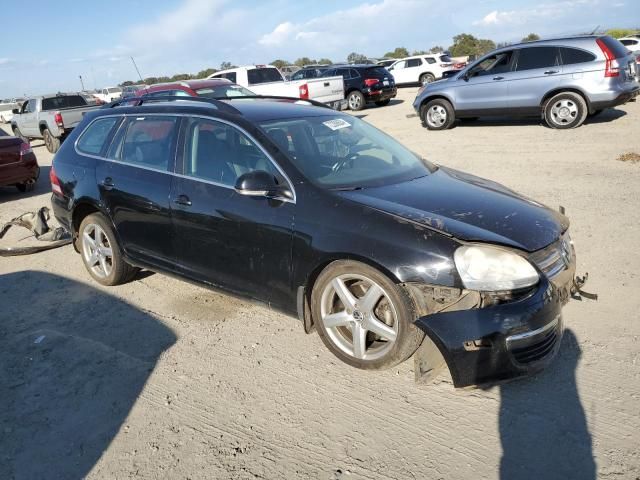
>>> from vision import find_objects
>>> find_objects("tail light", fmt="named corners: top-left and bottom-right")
top-left (54, 112), bottom-right (64, 129)
top-left (364, 78), bottom-right (379, 87)
top-left (299, 84), bottom-right (309, 99)
top-left (19, 141), bottom-right (32, 157)
top-left (50, 166), bottom-right (63, 196)
top-left (596, 38), bottom-right (620, 77)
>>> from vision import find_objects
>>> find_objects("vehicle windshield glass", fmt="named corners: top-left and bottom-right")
top-left (258, 115), bottom-right (436, 189)
top-left (42, 95), bottom-right (87, 110)
top-left (107, 88), bottom-right (122, 93)
top-left (247, 68), bottom-right (283, 84)
top-left (195, 85), bottom-right (255, 98)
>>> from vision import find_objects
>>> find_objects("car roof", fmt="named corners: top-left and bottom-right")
top-left (492, 34), bottom-right (606, 53)
top-left (96, 98), bottom-right (339, 123)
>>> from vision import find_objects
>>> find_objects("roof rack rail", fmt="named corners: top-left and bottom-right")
top-left (103, 94), bottom-right (334, 112)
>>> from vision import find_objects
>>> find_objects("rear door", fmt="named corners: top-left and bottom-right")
top-left (170, 116), bottom-right (295, 306)
top-left (455, 50), bottom-right (515, 114)
top-left (96, 114), bottom-right (179, 270)
top-left (507, 46), bottom-right (562, 112)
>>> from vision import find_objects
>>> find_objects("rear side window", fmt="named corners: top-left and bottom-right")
top-left (597, 36), bottom-right (631, 58)
top-left (515, 47), bottom-right (560, 71)
top-left (247, 68), bottom-right (283, 85)
top-left (77, 117), bottom-right (120, 155)
top-left (111, 116), bottom-right (178, 171)
top-left (424, 57), bottom-right (436, 64)
top-left (407, 58), bottom-right (422, 67)
top-left (42, 95), bottom-right (87, 111)
top-left (559, 47), bottom-right (596, 65)
top-left (216, 72), bottom-right (237, 83)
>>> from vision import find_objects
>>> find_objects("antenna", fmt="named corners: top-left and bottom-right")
top-left (130, 57), bottom-right (144, 83)
top-left (589, 25), bottom-right (600, 35)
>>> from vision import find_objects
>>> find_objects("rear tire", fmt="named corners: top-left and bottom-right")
top-left (543, 92), bottom-right (588, 129)
top-left (347, 90), bottom-right (365, 111)
top-left (16, 181), bottom-right (35, 193)
top-left (79, 213), bottom-right (139, 286)
top-left (312, 260), bottom-right (424, 370)
top-left (420, 73), bottom-right (436, 85)
top-left (420, 99), bottom-right (455, 130)
top-left (375, 99), bottom-right (391, 107)
top-left (43, 128), bottom-right (61, 153)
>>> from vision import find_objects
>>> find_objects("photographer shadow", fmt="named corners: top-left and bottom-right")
top-left (498, 329), bottom-right (595, 480)
top-left (0, 270), bottom-right (176, 479)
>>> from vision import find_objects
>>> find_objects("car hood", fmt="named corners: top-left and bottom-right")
top-left (336, 167), bottom-right (569, 252)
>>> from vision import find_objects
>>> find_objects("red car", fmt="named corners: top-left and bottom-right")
top-left (0, 134), bottom-right (39, 192)
top-left (136, 79), bottom-right (255, 99)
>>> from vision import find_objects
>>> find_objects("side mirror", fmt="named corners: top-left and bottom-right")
top-left (234, 170), bottom-right (290, 200)
top-left (12, 109), bottom-right (19, 114)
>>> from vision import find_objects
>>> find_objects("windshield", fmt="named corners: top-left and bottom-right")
top-left (259, 115), bottom-right (436, 189)
top-left (195, 84), bottom-right (255, 98)
top-left (107, 87), bottom-right (122, 93)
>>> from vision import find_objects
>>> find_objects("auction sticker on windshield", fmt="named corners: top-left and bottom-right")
top-left (323, 118), bottom-right (352, 130)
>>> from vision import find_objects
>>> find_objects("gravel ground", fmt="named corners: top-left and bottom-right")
top-left (1, 88), bottom-right (639, 480)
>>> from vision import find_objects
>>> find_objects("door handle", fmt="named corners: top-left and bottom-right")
top-left (173, 194), bottom-right (192, 207)
top-left (324, 82), bottom-right (330, 87)
top-left (492, 76), bottom-right (504, 81)
top-left (544, 70), bottom-right (559, 75)
top-left (101, 177), bottom-right (114, 190)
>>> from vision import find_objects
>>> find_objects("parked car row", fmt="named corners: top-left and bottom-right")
top-left (0, 129), bottom-right (39, 192)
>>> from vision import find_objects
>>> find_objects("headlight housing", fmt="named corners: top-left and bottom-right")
top-left (454, 244), bottom-right (539, 291)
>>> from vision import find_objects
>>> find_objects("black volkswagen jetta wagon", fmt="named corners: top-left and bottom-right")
top-left (51, 95), bottom-right (578, 387)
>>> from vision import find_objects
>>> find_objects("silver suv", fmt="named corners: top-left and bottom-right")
top-left (412, 35), bottom-right (639, 130)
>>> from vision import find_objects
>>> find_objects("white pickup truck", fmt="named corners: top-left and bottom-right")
top-left (209, 65), bottom-right (346, 110)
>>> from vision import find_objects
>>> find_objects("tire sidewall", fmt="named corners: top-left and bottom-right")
top-left (311, 260), bottom-right (424, 370)
top-left (421, 99), bottom-right (455, 130)
top-left (43, 129), bottom-right (60, 153)
top-left (420, 73), bottom-right (435, 85)
top-left (79, 213), bottom-right (128, 286)
top-left (347, 91), bottom-right (365, 111)
top-left (544, 92), bottom-right (587, 129)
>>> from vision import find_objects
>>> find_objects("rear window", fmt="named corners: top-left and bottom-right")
top-left (559, 47), bottom-right (596, 65)
top-left (107, 88), bottom-right (122, 94)
top-left (598, 36), bottom-right (631, 58)
top-left (42, 95), bottom-right (87, 110)
top-left (77, 117), bottom-right (120, 155)
top-left (247, 68), bottom-right (283, 85)
top-left (364, 67), bottom-right (389, 77)
top-left (195, 84), bottom-right (254, 98)
top-left (620, 39), bottom-right (639, 47)
top-left (439, 55), bottom-right (453, 63)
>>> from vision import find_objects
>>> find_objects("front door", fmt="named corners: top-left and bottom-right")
top-left (170, 116), bottom-right (295, 307)
top-left (96, 114), bottom-right (179, 270)
top-left (20, 100), bottom-right (38, 137)
top-left (455, 50), bottom-right (515, 115)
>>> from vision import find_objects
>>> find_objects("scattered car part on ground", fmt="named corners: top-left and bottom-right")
top-left (10, 93), bottom-right (101, 153)
top-left (49, 95), bottom-right (588, 386)
top-left (0, 206), bottom-right (71, 256)
top-left (413, 35), bottom-right (640, 130)
top-left (0, 134), bottom-right (39, 192)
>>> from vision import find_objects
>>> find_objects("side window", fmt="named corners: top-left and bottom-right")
top-left (407, 58), bottom-right (422, 67)
top-left (322, 69), bottom-right (337, 77)
top-left (218, 72), bottom-right (237, 83)
top-left (559, 47), bottom-right (596, 65)
top-left (516, 47), bottom-right (560, 71)
top-left (392, 61), bottom-right (406, 69)
top-left (424, 57), bottom-right (437, 64)
top-left (77, 117), bottom-right (120, 155)
top-left (291, 70), bottom-right (304, 81)
top-left (350, 69), bottom-right (360, 78)
top-left (182, 118), bottom-right (280, 187)
top-left (112, 116), bottom-right (178, 171)
top-left (472, 51), bottom-right (514, 76)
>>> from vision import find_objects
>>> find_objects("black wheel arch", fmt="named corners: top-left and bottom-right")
top-left (71, 199), bottom-right (120, 253)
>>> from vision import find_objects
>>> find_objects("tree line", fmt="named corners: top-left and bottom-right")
top-left (118, 28), bottom-right (637, 86)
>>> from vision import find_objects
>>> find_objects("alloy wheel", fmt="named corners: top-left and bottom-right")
top-left (348, 93), bottom-right (362, 110)
top-left (320, 274), bottom-right (398, 361)
top-left (426, 105), bottom-right (447, 128)
top-left (81, 223), bottom-right (114, 279)
top-left (550, 99), bottom-right (578, 126)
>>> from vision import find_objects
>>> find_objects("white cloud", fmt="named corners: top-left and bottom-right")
top-left (0, 58), bottom-right (11, 65)
top-left (474, 0), bottom-right (602, 27)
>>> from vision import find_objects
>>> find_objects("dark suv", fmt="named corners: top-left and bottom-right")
top-left (319, 65), bottom-right (397, 111)
top-left (51, 96), bottom-right (581, 387)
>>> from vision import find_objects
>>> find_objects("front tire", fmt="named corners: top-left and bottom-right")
top-left (543, 92), bottom-right (587, 129)
top-left (311, 260), bottom-right (424, 370)
top-left (347, 90), bottom-right (365, 111)
top-left (421, 99), bottom-right (455, 130)
top-left (79, 213), bottom-right (138, 286)
top-left (43, 128), bottom-right (61, 153)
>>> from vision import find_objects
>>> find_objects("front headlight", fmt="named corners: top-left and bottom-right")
top-left (454, 245), bottom-right (539, 291)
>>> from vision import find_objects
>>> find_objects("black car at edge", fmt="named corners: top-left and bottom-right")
top-left (51, 95), bottom-right (579, 387)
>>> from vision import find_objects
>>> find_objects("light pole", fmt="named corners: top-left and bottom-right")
top-left (79, 75), bottom-right (85, 91)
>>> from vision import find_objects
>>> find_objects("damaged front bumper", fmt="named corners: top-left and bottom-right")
top-left (413, 261), bottom-right (578, 388)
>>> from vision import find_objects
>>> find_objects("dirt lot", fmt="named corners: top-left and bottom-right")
top-left (1, 88), bottom-right (639, 480)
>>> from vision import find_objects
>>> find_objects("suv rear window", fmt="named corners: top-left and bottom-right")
top-left (363, 67), bottom-right (389, 77)
top-left (77, 117), bottom-right (120, 155)
top-left (247, 68), bottom-right (283, 85)
top-left (559, 47), bottom-right (596, 65)
top-left (42, 95), bottom-right (87, 110)
top-left (597, 36), bottom-right (631, 58)
top-left (439, 55), bottom-right (453, 63)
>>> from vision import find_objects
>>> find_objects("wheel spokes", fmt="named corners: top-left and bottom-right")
top-left (352, 323), bottom-right (367, 359)
top-left (359, 283), bottom-right (383, 313)
top-left (364, 315), bottom-right (397, 341)
top-left (332, 277), bottom-right (357, 310)
top-left (323, 311), bottom-right (352, 328)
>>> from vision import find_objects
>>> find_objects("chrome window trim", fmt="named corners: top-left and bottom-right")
top-left (73, 112), bottom-right (297, 204)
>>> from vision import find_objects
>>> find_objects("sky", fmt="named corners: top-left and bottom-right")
top-left (1, 0), bottom-right (638, 97)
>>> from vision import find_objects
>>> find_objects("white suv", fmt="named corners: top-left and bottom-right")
top-left (387, 54), bottom-right (455, 85)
